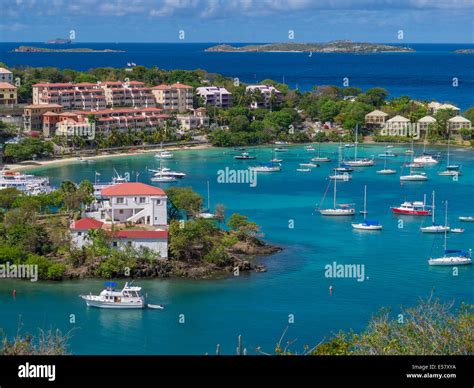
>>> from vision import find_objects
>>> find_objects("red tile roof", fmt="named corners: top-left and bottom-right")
top-left (0, 82), bottom-right (16, 89)
top-left (171, 83), bottom-right (193, 89)
top-left (113, 230), bottom-right (168, 239)
top-left (71, 217), bottom-right (104, 230)
top-left (101, 182), bottom-right (166, 197)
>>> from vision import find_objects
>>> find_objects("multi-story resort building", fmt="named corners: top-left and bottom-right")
top-left (32, 82), bottom-right (107, 110)
top-left (245, 84), bottom-right (282, 109)
top-left (72, 182), bottom-right (169, 258)
top-left (196, 86), bottom-right (233, 108)
top-left (428, 101), bottom-right (461, 115)
top-left (385, 115), bottom-right (411, 133)
top-left (0, 83), bottom-right (17, 105)
top-left (23, 104), bottom-right (63, 132)
top-left (176, 108), bottom-right (210, 131)
top-left (0, 68), bottom-right (13, 84)
top-left (365, 109), bottom-right (389, 128)
top-left (99, 81), bottom-right (156, 108)
top-left (40, 107), bottom-right (170, 137)
top-left (151, 82), bottom-right (193, 112)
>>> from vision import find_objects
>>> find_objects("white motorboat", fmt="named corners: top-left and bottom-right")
top-left (235, 152), bottom-right (256, 160)
top-left (352, 185), bottom-right (382, 230)
top-left (428, 201), bottom-right (471, 266)
top-left (274, 147), bottom-right (289, 152)
top-left (80, 282), bottom-right (146, 309)
top-left (420, 191), bottom-right (450, 233)
top-left (249, 162), bottom-right (281, 172)
top-left (297, 168), bottom-right (311, 172)
top-left (299, 162), bottom-right (319, 168)
top-left (150, 167), bottom-right (186, 178)
top-left (0, 169), bottom-right (52, 195)
top-left (329, 173), bottom-right (352, 181)
top-left (414, 155), bottom-right (438, 165)
top-left (451, 228), bottom-right (464, 233)
top-left (151, 174), bottom-right (178, 182)
top-left (318, 175), bottom-right (355, 216)
top-left (400, 172), bottom-right (428, 181)
top-left (459, 216), bottom-right (474, 222)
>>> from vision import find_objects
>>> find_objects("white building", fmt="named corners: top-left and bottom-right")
top-left (448, 116), bottom-right (471, 132)
top-left (0, 68), bottom-right (13, 84)
top-left (151, 82), bottom-right (193, 112)
top-left (246, 84), bottom-right (282, 109)
top-left (70, 217), bottom-right (168, 259)
top-left (196, 86), bottom-right (233, 108)
top-left (365, 109), bottom-right (389, 128)
top-left (417, 115), bottom-right (436, 133)
top-left (92, 182), bottom-right (168, 226)
top-left (428, 101), bottom-right (461, 115)
top-left (386, 115), bottom-right (411, 131)
top-left (176, 108), bottom-right (210, 130)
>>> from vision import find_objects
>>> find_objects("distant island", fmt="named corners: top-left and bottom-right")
top-left (205, 40), bottom-right (414, 53)
top-left (12, 46), bottom-right (125, 53)
top-left (455, 49), bottom-right (474, 54)
top-left (45, 38), bottom-right (72, 44)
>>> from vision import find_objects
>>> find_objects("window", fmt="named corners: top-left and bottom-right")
top-left (119, 209), bottom-right (123, 214)
top-left (112, 241), bottom-right (118, 247)
top-left (139, 197), bottom-right (146, 204)
top-left (116, 197), bottom-right (124, 204)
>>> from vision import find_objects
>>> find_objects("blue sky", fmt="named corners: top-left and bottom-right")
top-left (1, 0), bottom-right (473, 43)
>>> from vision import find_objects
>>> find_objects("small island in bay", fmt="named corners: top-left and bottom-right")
top-left (205, 40), bottom-right (414, 53)
top-left (454, 49), bottom-right (474, 54)
top-left (12, 46), bottom-right (125, 53)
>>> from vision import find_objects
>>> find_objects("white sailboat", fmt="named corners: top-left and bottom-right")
top-left (197, 180), bottom-right (216, 219)
top-left (420, 191), bottom-right (450, 233)
top-left (352, 185), bottom-right (383, 230)
top-left (428, 201), bottom-right (472, 266)
top-left (318, 177), bottom-right (355, 216)
top-left (330, 146), bottom-right (353, 180)
top-left (344, 125), bottom-right (374, 167)
top-left (377, 150), bottom-right (397, 175)
top-left (414, 133), bottom-right (438, 165)
top-left (438, 135), bottom-right (461, 176)
top-left (311, 142), bottom-right (331, 162)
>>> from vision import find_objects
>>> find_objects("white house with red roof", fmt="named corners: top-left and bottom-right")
top-left (72, 182), bottom-right (169, 259)
top-left (90, 182), bottom-right (168, 226)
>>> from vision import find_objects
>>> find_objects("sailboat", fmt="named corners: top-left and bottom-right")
top-left (428, 201), bottom-right (472, 266)
top-left (377, 151), bottom-right (397, 175)
top-left (438, 135), bottom-right (461, 176)
top-left (352, 185), bottom-right (383, 230)
top-left (344, 125), bottom-right (374, 167)
top-left (420, 191), bottom-right (450, 233)
top-left (330, 146), bottom-right (353, 180)
top-left (318, 177), bottom-right (355, 216)
top-left (197, 181), bottom-right (216, 219)
top-left (311, 142), bottom-right (331, 162)
top-left (400, 147), bottom-right (428, 181)
top-left (414, 132), bottom-right (438, 165)
top-left (270, 148), bottom-right (283, 163)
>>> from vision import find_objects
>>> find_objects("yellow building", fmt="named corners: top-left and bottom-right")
top-left (0, 82), bottom-right (17, 105)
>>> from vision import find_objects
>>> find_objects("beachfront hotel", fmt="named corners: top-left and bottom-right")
top-left (0, 82), bottom-right (17, 106)
top-left (99, 81), bottom-right (156, 108)
top-left (448, 115), bottom-right (472, 131)
top-left (151, 82), bottom-right (193, 112)
top-left (365, 109), bottom-right (389, 128)
top-left (428, 101), bottom-right (461, 115)
top-left (196, 86), bottom-right (233, 108)
top-left (23, 103), bottom-right (63, 132)
top-left (246, 84), bottom-right (282, 109)
top-left (417, 115), bottom-right (437, 133)
top-left (72, 182), bottom-right (169, 259)
top-left (41, 107), bottom-right (171, 137)
top-left (385, 115), bottom-right (411, 132)
top-left (0, 67), bottom-right (13, 84)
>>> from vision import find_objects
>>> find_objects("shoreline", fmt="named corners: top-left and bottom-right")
top-left (4, 139), bottom-right (472, 173)
top-left (5, 143), bottom-right (213, 172)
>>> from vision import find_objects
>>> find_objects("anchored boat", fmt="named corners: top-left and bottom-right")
top-left (420, 191), bottom-right (450, 233)
top-left (352, 185), bottom-right (382, 230)
top-left (80, 282), bottom-right (146, 309)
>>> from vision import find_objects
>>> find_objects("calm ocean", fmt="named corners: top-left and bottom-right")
top-left (0, 42), bottom-right (473, 108)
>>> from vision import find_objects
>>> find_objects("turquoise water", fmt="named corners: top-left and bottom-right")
top-left (1, 144), bottom-right (473, 354)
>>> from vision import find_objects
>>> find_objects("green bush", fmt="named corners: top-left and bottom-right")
top-left (25, 255), bottom-right (52, 280)
top-left (47, 263), bottom-right (66, 280)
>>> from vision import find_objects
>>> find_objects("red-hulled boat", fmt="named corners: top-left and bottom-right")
top-left (391, 201), bottom-right (431, 216)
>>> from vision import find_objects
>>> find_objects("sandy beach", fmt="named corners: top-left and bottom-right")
top-left (5, 143), bottom-right (212, 172)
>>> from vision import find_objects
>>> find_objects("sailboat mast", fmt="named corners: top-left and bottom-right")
top-left (447, 136), bottom-right (450, 166)
top-left (444, 200), bottom-right (448, 252)
top-left (363, 185), bottom-right (367, 220)
top-left (432, 190), bottom-right (435, 224)
top-left (354, 125), bottom-right (358, 161)
top-left (333, 176), bottom-right (337, 209)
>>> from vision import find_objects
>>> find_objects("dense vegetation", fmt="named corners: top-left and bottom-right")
top-left (1, 62), bottom-right (473, 162)
top-left (0, 184), bottom-right (266, 280)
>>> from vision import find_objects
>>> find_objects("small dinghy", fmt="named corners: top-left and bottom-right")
top-left (451, 228), bottom-right (464, 234)
top-left (147, 304), bottom-right (165, 310)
